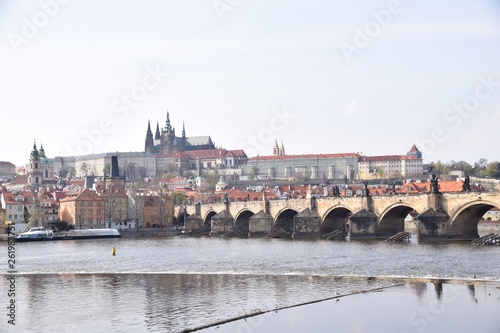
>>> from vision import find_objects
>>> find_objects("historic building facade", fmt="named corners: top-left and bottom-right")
top-left (357, 144), bottom-right (425, 180)
top-left (241, 142), bottom-right (358, 181)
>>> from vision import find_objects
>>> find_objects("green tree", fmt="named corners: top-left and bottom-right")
top-left (67, 166), bottom-right (76, 178)
top-left (164, 163), bottom-right (180, 179)
top-left (126, 163), bottom-right (136, 180)
top-left (375, 167), bottom-right (385, 179)
top-left (80, 162), bottom-right (89, 176)
top-left (103, 163), bottom-right (111, 177)
top-left (204, 169), bottom-right (220, 190)
top-left (170, 191), bottom-right (187, 206)
top-left (481, 162), bottom-right (500, 179)
top-left (473, 158), bottom-right (488, 176)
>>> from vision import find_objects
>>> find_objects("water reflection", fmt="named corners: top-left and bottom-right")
top-left (3, 273), bottom-right (499, 333)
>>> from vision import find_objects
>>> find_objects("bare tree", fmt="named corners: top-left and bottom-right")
top-left (76, 202), bottom-right (85, 230)
top-left (105, 196), bottom-right (121, 229)
top-left (129, 193), bottom-right (145, 228)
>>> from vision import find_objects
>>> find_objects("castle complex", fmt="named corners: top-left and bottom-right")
top-left (13, 111), bottom-right (426, 181)
top-left (145, 111), bottom-right (215, 154)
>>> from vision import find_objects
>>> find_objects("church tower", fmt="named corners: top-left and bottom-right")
top-left (273, 140), bottom-right (279, 156)
top-left (145, 120), bottom-right (154, 152)
top-left (28, 140), bottom-right (53, 186)
top-left (279, 140), bottom-right (285, 156)
top-left (28, 140), bottom-right (42, 186)
top-left (162, 111), bottom-right (178, 154)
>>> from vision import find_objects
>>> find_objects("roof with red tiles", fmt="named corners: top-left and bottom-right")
top-left (9, 174), bottom-right (28, 185)
top-left (250, 153), bottom-right (358, 161)
top-left (359, 155), bottom-right (421, 162)
top-left (408, 144), bottom-right (420, 152)
top-left (0, 161), bottom-right (15, 167)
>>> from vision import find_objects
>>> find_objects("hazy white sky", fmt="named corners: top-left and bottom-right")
top-left (2, 0), bottom-right (500, 166)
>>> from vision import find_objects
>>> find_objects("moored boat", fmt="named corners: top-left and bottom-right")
top-left (16, 227), bottom-right (54, 242)
top-left (61, 228), bottom-right (121, 240)
top-left (15, 228), bottom-right (120, 242)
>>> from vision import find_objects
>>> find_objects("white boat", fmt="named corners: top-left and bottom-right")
top-left (65, 229), bottom-right (121, 239)
top-left (16, 227), bottom-right (54, 241)
top-left (16, 228), bottom-right (120, 242)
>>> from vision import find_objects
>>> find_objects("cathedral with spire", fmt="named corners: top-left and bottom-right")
top-left (144, 111), bottom-right (216, 154)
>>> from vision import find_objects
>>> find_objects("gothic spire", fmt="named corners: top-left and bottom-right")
top-left (165, 110), bottom-right (171, 131)
top-left (182, 121), bottom-right (186, 138)
top-left (145, 120), bottom-right (154, 152)
top-left (155, 121), bottom-right (161, 140)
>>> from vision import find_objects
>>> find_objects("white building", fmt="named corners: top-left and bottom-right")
top-left (357, 145), bottom-right (424, 180)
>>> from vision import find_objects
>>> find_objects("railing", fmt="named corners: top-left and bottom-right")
top-left (384, 231), bottom-right (411, 242)
top-left (470, 233), bottom-right (500, 246)
top-left (321, 230), bottom-right (343, 240)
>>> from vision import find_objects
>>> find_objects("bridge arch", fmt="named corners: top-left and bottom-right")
top-left (204, 210), bottom-right (217, 230)
top-left (234, 209), bottom-right (255, 234)
top-left (378, 203), bottom-right (419, 236)
top-left (274, 208), bottom-right (298, 232)
top-left (449, 200), bottom-right (497, 236)
top-left (321, 206), bottom-right (352, 235)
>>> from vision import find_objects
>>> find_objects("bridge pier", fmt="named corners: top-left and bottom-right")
top-left (185, 203), bottom-right (204, 232)
top-left (417, 208), bottom-right (477, 240)
top-left (292, 208), bottom-right (321, 238)
top-left (210, 210), bottom-right (234, 236)
top-left (248, 210), bottom-right (273, 237)
top-left (349, 209), bottom-right (379, 239)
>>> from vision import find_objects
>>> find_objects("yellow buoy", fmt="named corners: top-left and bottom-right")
top-left (112, 247), bottom-right (116, 256)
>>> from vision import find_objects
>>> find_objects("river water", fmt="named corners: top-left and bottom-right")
top-left (2, 236), bottom-right (500, 332)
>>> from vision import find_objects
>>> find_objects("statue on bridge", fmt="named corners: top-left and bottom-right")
top-left (462, 175), bottom-right (471, 192)
top-left (332, 185), bottom-right (340, 197)
top-left (430, 174), bottom-right (440, 194)
top-left (362, 182), bottom-right (370, 197)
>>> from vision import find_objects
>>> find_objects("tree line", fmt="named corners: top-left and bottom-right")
top-left (430, 158), bottom-right (500, 179)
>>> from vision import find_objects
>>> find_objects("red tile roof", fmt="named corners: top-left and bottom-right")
top-left (250, 153), bottom-right (358, 161)
top-left (9, 174), bottom-right (28, 185)
top-left (359, 155), bottom-right (421, 162)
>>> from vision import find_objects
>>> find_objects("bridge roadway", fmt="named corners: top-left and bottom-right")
top-left (175, 190), bottom-right (500, 240)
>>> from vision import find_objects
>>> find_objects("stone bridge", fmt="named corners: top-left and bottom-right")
top-left (175, 190), bottom-right (500, 240)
